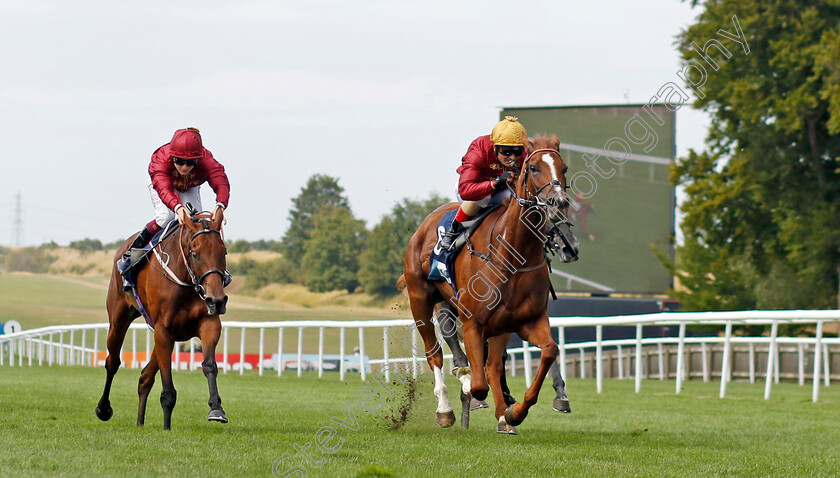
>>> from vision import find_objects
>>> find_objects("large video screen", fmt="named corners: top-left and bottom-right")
top-left (501, 105), bottom-right (676, 294)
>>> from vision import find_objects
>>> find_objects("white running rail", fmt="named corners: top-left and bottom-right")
top-left (1, 310), bottom-right (838, 402)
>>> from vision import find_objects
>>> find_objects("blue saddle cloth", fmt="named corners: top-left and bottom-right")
top-left (428, 210), bottom-right (461, 295)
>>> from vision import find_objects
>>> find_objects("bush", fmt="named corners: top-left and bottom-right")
top-left (227, 239), bottom-right (251, 253)
top-left (244, 257), bottom-right (302, 290)
top-left (5, 247), bottom-right (56, 273)
top-left (228, 256), bottom-right (257, 275)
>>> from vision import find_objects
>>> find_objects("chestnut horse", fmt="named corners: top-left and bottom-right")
top-left (402, 135), bottom-right (580, 434)
top-left (96, 209), bottom-right (229, 430)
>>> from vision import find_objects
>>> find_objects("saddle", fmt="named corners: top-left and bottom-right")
top-left (448, 203), bottom-right (502, 253)
top-left (122, 221), bottom-right (180, 274)
top-left (429, 203), bottom-right (503, 293)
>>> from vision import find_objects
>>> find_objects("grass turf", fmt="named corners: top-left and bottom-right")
top-left (1, 365), bottom-right (839, 477)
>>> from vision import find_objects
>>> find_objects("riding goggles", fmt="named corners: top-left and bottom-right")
top-left (173, 157), bottom-right (199, 167)
top-left (497, 146), bottom-right (524, 157)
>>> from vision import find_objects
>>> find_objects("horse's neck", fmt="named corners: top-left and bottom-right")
top-left (160, 230), bottom-right (189, 275)
top-left (490, 199), bottom-right (545, 266)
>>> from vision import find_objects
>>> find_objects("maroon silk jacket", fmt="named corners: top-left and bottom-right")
top-left (456, 135), bottom-right (526, 200)
top-left (148, 143), bottom-right (230, 212)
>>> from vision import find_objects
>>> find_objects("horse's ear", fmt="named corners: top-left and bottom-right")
top-left (524, 135), bottom-right (535, 153)
top-left (549, 134), bottom-right (560, 150)
top-left (183, 215), bottom-right (199, 233)
top-left (211, 207), bottom-right (224, 229)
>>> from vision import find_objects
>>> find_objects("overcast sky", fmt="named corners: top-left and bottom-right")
top-left (0, 0), bottom-right (709, 246)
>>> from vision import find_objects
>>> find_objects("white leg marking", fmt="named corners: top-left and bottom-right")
top-left (433, 365), bottom-right (452, 413)
top-left (456, 368), bottom-right (472, 395)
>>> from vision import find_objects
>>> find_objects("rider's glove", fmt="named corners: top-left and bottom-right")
top-left (493, 171), bottom-right (514, 191)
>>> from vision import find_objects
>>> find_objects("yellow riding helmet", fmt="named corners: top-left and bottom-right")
top-left (490, 116), bottom-right (527, 146)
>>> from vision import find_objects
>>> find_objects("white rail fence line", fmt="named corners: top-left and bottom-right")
top-left (1, 310), bottom-right (839, 402)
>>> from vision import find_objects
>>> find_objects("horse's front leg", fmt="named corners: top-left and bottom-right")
top-left (154, 328), bottom-right (177, 430)
top-left (486, 334), bottom-right (516, 434)
top-left (505, 315), bottom-right (558, 427)
top-left (199, 317), bottom-right (227, 423)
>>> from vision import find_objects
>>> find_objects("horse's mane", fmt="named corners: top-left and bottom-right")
top-left (527, 134), bottom-right (561, 152)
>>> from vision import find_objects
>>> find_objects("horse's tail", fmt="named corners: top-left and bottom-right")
top-left (396, 274), bottom-right (407, 295)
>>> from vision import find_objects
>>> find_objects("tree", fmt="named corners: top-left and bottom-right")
top-left (281, 174), bottom-right (351, 267)
top-left (302, 206), bottom-right (368, 293)
top-left (69, 238), bottom-right (103, 252)
top-left (671, 2), bottom-right (840, 310)
top-left (358, 193), bottom-right (449, 296)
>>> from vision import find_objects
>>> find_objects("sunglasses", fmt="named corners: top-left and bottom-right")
top-left (173, 157), bottom-right (198, 167)
top-left (497, 146), bottom-right (524, 157)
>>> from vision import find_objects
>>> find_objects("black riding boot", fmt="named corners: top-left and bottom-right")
top-left (117, 227), bottom-right (154, 290)
top-left (439, 219), bottom-right (465, 251)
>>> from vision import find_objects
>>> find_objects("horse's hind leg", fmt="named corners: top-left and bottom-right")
top-left (437, 303), bottom-right (471, 429)
top-left (137, 350), bottom-right (158, 426)
top-left (409, 291), bottom-right (454, 428)
top-left (550, 359), bottom-right (571, 413)
top-left (96, 295), bottom-right (133, 421)
top-left (199, 318), bottom-right (227, 423)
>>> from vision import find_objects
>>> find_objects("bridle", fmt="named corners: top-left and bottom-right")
top-left (506, 149), bottom-right (567, 208)
top-left (467, 147), bottom-right (578, 269)
top-left (152, 213), bottom-right (226, 300)
top-left (505, 148), bottom-right (578, 257)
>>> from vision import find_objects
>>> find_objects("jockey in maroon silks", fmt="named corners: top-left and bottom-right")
top-left (439, 116), bottom-right (528, 250)
top-left (117, 127), bottom-right (230, 286)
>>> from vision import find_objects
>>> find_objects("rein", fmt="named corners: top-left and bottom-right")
top-left (466, 147), bottom-right (570, 273)
top-left (152, 213), bottom-right (225, 300)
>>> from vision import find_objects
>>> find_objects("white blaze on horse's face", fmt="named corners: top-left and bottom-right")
top-left (539, 153), bottom-right (570, 217)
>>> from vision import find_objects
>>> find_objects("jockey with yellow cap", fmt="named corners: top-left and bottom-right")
top-left (116, 128), bottom-right (230, 289)
top-left (439, 116), bottom-right (528, 250)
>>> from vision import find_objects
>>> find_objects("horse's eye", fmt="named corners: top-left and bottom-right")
top-left (190, 251), bottom-right (198, 260)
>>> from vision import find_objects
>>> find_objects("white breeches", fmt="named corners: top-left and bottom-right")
top-left (149, 184), bottom-right (202, 228)
top-left (455, 185), bottom-right (512, 215)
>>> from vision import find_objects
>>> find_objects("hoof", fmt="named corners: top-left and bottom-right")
top-left (208, 409), bottom-right (228, 423)
top-left (435, 410), bottom-right (456, 428)
top-left (504, 404), bottom-right (525, 427)
top-left (552, 398), bottom-right (571, 413)
top-left (497, 417), bottom-right (518, 435)
top-left (96, 405), bottom-right (113, 422)
top-left (470, 398), bottom-right (488, 410)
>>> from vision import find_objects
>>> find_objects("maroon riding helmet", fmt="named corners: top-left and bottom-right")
top-left (170, 127), bottom-right (204, 159)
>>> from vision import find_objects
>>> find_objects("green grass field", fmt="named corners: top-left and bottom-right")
top-left (3, 273), bottom-right (840, 476)
top-left (1, 366), bottom-right (839, 477)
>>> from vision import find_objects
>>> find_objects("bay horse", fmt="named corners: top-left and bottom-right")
top-left (402, 135), bottom-right (580, 434)
top-left (96, 208), bottom-right (229, 430)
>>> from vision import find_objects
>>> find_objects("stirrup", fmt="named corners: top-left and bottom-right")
top-left (116, 254), bottom-right (131, 276)
top-left (440, 231), bottom-right (459, 251)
